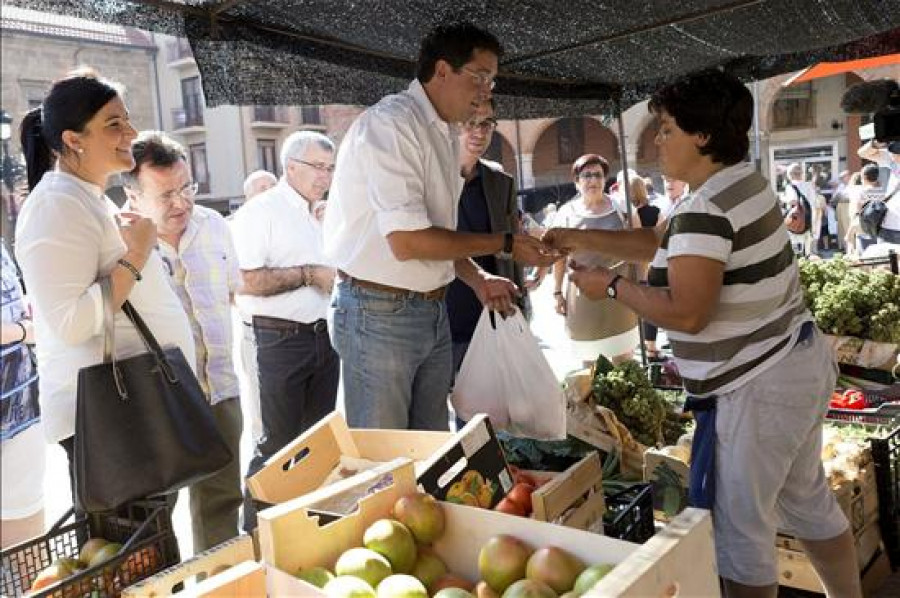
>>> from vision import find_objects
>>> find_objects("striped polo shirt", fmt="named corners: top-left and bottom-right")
top-left (648, 162), bottom-right (812, 397)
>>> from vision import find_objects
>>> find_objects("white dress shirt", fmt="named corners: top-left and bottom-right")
top-left (15, 171), bottom-right (196, 443)
top-left (230, 179), bottom-right (330, 323)
top-left (323, 79), bottom-right (464, 292)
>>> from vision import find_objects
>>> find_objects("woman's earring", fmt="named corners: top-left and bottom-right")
top-left (77, 148), bottom-right (85, 154)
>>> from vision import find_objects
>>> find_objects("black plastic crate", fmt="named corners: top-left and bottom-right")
top-left (603, 483), bottom-right (655, 544)
top-left (870, 423), bottom-right (900, 570)
top-left (0, 499), bottom-right (180, 597)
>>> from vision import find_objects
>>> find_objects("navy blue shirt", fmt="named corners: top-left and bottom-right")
top-left (447, 164), bottom-right (498, 343)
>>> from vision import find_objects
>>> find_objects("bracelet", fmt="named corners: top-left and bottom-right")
top-left (117, 258), bottom-right (142, 281)
top-left (16, 321), bottom-right (27, 343)
top-left (553, 291), bottom-right (563, 297)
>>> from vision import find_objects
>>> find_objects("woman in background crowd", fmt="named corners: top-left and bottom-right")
top-left (551, 154), bottom-right (638, 366)
top-left (15, 68), bottom-right (195, 506)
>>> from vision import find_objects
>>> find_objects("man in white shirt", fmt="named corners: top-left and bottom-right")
top-left (123, 131), bottom-right (243, 552)
top-left (230, 130), bottom-right (338, 528)
top-left (242, 170), bottom-right (277, 202)
top-left (858, 139), bottom-right (900, 245)
top-left (323, 22), bottom-right (558, 431)
top-left (228, 170), bottom-right (278, 450)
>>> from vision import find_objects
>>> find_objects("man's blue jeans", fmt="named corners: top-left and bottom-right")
top-left (329, 279), bottom-right (452, 431)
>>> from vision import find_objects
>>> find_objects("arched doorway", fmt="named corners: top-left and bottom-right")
top-left (530, 117), bottom-right (620, 188)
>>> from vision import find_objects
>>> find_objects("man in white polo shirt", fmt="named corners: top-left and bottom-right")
top-left (323, 22), bottom-right (558, 432)
top-left (230, 131), bottom-right (338, 528)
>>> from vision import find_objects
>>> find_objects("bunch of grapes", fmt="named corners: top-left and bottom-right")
top-left (592, 360), bottom-right (668, 446)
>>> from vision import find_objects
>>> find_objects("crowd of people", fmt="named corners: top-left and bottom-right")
top-left (4, 19), bottom-right (896, 598)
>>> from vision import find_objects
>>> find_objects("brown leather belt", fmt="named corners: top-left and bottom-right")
top-left (250, 315), bottom-right (328, 334)
top-left (337, 270), bottom-right (447, 301)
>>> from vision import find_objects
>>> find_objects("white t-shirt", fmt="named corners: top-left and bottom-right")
top-left (323, 79), bottom-right (464, 292)
top-left (230, 179), bottom-right (331, 323)
top-left (15, 171), bottom-right (196, 443)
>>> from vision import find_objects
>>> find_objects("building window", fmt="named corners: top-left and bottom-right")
top-left (557, 118), bottom-right (584, 164)
top-left (257, 140), bottom-right (279, 176)
top-left (181, 77), bottom-right (204, 127)
top-left (772, 82), bottom-right (814, 130)
top-left (300, 106), bottom-right (321, 125)
top-left (189, 143), bottom-right (210, 194)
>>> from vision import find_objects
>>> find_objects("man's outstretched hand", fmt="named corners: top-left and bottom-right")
top-left (512, 234), bottom-right (564, 267)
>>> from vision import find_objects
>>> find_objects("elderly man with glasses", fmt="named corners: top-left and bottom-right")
top-left (122, 131), bottom-right (243, 552)
top-left (229, 130), bottom-right (339, 530)
top-left (323, 22), bottom-right (558, 433)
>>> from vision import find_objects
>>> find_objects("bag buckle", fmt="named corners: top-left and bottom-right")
top-left (113, 364), bottom-right (129, 400)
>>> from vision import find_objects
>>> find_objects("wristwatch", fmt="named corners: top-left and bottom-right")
top-left (606, 274), bottom-right (623, 299)
top-left (497, 232), bottom-right (514, 260)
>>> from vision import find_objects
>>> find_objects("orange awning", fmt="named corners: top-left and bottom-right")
top-left (785, 54), bottom-right (900, 85)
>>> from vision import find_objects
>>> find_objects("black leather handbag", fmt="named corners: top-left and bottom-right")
top-left (74, 281), bottom-right (232, 513)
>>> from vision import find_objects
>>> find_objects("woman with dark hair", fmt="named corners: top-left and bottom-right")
top-left (551, 153), bottom-right (638, 366)
top-left (544, 70), bottom-right (859, 598)
top-left (14, 68), bottom-right (195, 508)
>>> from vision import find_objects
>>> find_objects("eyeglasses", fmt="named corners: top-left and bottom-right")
top-left (464, 118), bottom-right (497, 132)
top-left (578, 172), bottom-right (605, 181)
top-left (459, 66), bottom-right (496, 90)
top-left (154, 181), bottom-right (199, 206)
top-left (290, 158), bottom-right (336, 174)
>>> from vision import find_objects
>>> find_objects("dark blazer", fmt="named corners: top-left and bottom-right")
top-left (479, 159), bottom-right (526, 299)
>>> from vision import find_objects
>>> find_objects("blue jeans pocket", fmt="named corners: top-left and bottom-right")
top-left (361, 294), bottom-right (407, 315)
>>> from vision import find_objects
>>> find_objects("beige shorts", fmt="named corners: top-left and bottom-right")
top-left (1, 423), bottom-right (46, 519)
top-left (713, 327), bottom-right (848, 586)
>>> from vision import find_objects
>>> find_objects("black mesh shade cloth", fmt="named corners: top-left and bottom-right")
top-left (5, 0), bottom-right (899, 117)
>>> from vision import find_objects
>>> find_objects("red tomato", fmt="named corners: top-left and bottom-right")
top-left (494, 497), bottom-right (526, 517)
top-left (514, 471), bottom-right (537, 487)
top-left (506, 482), bottom-right (535, 513)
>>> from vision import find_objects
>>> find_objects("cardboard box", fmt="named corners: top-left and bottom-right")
top-left (247, 412), bottom-right (513, 510)
top-left (777, 518), bottom-right (884, 594)
top-left (823, 334), bottom-right (898, 372)
top-left (530, 452), bottom-right (606, 531)
top-left (258, 458), bottom-right (720, 597)
top-left (643, 447), bottom-right (690, 520)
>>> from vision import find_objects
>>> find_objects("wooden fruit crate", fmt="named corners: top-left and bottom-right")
top-left (123, 535), bottom-right (256, 597)
top-left (530, 452), bottom-right (606, 531)
top-left (776, 517), bottom-right (883, 594)
top-left (257, 458), bottom-right (721, 597)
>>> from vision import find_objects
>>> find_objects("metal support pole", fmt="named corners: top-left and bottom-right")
top-left (615, 98), bottom-right (648, 368)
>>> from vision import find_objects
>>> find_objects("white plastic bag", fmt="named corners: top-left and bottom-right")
top-left (452, 308), bottom-right (566, 440)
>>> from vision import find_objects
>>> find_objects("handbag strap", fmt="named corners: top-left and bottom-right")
top-left (99, 277), bottom-right (179, 391)
top-left (100, 277), bottom-right (116, 363)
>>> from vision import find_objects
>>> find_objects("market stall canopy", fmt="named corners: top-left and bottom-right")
top-left (6, 0), bottom-right (900, 118)
top-left (783, 53), bottom-right (900, 86)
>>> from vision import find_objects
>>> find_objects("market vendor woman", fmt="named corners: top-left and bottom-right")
top-left (543, 70), bottom-right (861, 598)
